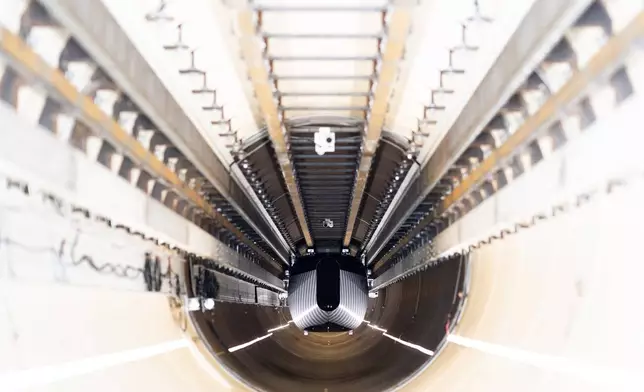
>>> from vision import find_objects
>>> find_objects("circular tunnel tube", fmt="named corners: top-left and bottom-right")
top-left (2, 177), bottom-right (642, 392)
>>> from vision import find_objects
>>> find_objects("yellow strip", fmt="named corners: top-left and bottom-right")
top-left (0, 27), bottom-right (280, 271)
top-left (343, 9), bottom-right (412, 246)
top-left (374, 12), bottom-right (644, 271)
top-left (237, 10), bottom-right (314, 247)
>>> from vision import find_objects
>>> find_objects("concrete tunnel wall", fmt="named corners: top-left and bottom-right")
top-left (404, 179), bottom-right (644, 392)
top-left (4, 178), bottom-right (643, 392)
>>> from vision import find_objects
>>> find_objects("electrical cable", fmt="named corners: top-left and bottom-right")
top-left (0, 222), bottom-right (181, 296)
top-left (0, 183), bottom-right (210, 297)
top-left (2, 175), bottom-right (283, 294)
top-left (68, 229), bottom-right (144, 280)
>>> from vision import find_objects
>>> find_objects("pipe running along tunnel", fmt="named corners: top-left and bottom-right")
top-left (1, 0), bottom-right (644, 391)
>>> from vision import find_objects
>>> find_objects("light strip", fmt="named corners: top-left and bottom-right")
top-left (0, 339), bottom-right (188, 390)
top-left (367, 323), bottom-right (434, 356)
top-left (267, 321), bottom-right (292, 333)
top-left (368, 324), bottom-right (387, 333)
top-left (228, 333), bottom-right (273, 353)
top-left (384, 333), bottom-right (434, 356)
top-left (447, 334), bottom-right (639, 386)
top-left (342, 6), bottom-right (413, 246)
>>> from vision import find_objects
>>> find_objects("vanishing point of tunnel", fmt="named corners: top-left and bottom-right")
top-left (1, 0), bottom-right (644, 391)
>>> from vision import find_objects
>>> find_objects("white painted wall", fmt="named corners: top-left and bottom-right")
top-left (0, 100), bottom-right (250, 391)
top-left (0, 101), bottom-right (282, 289)
top-left (403, 177), bottom-right (644, 392)
top-left (0, 282), bottom-right (245, 391)
top-left (396, 58), bottom-right (644, 391)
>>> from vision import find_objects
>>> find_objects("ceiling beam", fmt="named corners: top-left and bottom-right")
top-left (364, 0), bottom-right (596, 265)
top-left (373, 9), bottom-right (644, 272)
top-left (342, 7), bottom-right (413, 247)
top-left (36, 0), bottom-right (294, 265)
top-left (236, 9), bottom-right (314, 247)
top-left (0, 26), bottom-right (282, 273)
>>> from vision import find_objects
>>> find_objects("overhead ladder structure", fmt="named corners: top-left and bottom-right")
top-left (43, 0), bottom-right (292, 267)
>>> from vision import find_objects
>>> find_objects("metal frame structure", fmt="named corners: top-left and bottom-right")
top-left (236, 6), bottom-right (314, 247)
top-left (342, 6), bottom-right (412, 246)
top-left (239, 118), bottom-right (410, 254)
top-left (366, 0), bottom-right (598, 266)
top-left (34, 0), bottom-right (291, 266)
top-left (372, 1), bottom-right (644, 275)
top-left (226, 1), bottom-right (419, 251)
top-left (0, 1), bottom-right (292, 276)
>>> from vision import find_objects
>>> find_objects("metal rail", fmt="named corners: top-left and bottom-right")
top-left (195, 266), bottom-right (282, 305)
top-left (374, 7), bottom-right (644, 272)
top-left (269, 56), bottom-right (378, 62)
top-left (237, 8), bottom-right (314, 247)
top-left (0, 26), bottom-right (282, 273)
top-left (342, 7), bottom-right (412, 246)
top-left (252, 5), bottom-right (389, 13)
top-left (38, 0), bottom-right (291, 264)
top-left (366, 0), bottom-right (595, 263)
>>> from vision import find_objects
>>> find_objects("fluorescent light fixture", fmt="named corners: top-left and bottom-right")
top-left (267, 323), bottom-right (291, 333)
top-left (292, 306), bottom-right (317, 325)
top-left (228, 333), bottom-right (273, 353)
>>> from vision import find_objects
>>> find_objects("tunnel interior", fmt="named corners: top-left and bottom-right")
top-left (188, 253), bottom-right (466, 392)
top-left (1, 0), bottom-right (643, 391)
